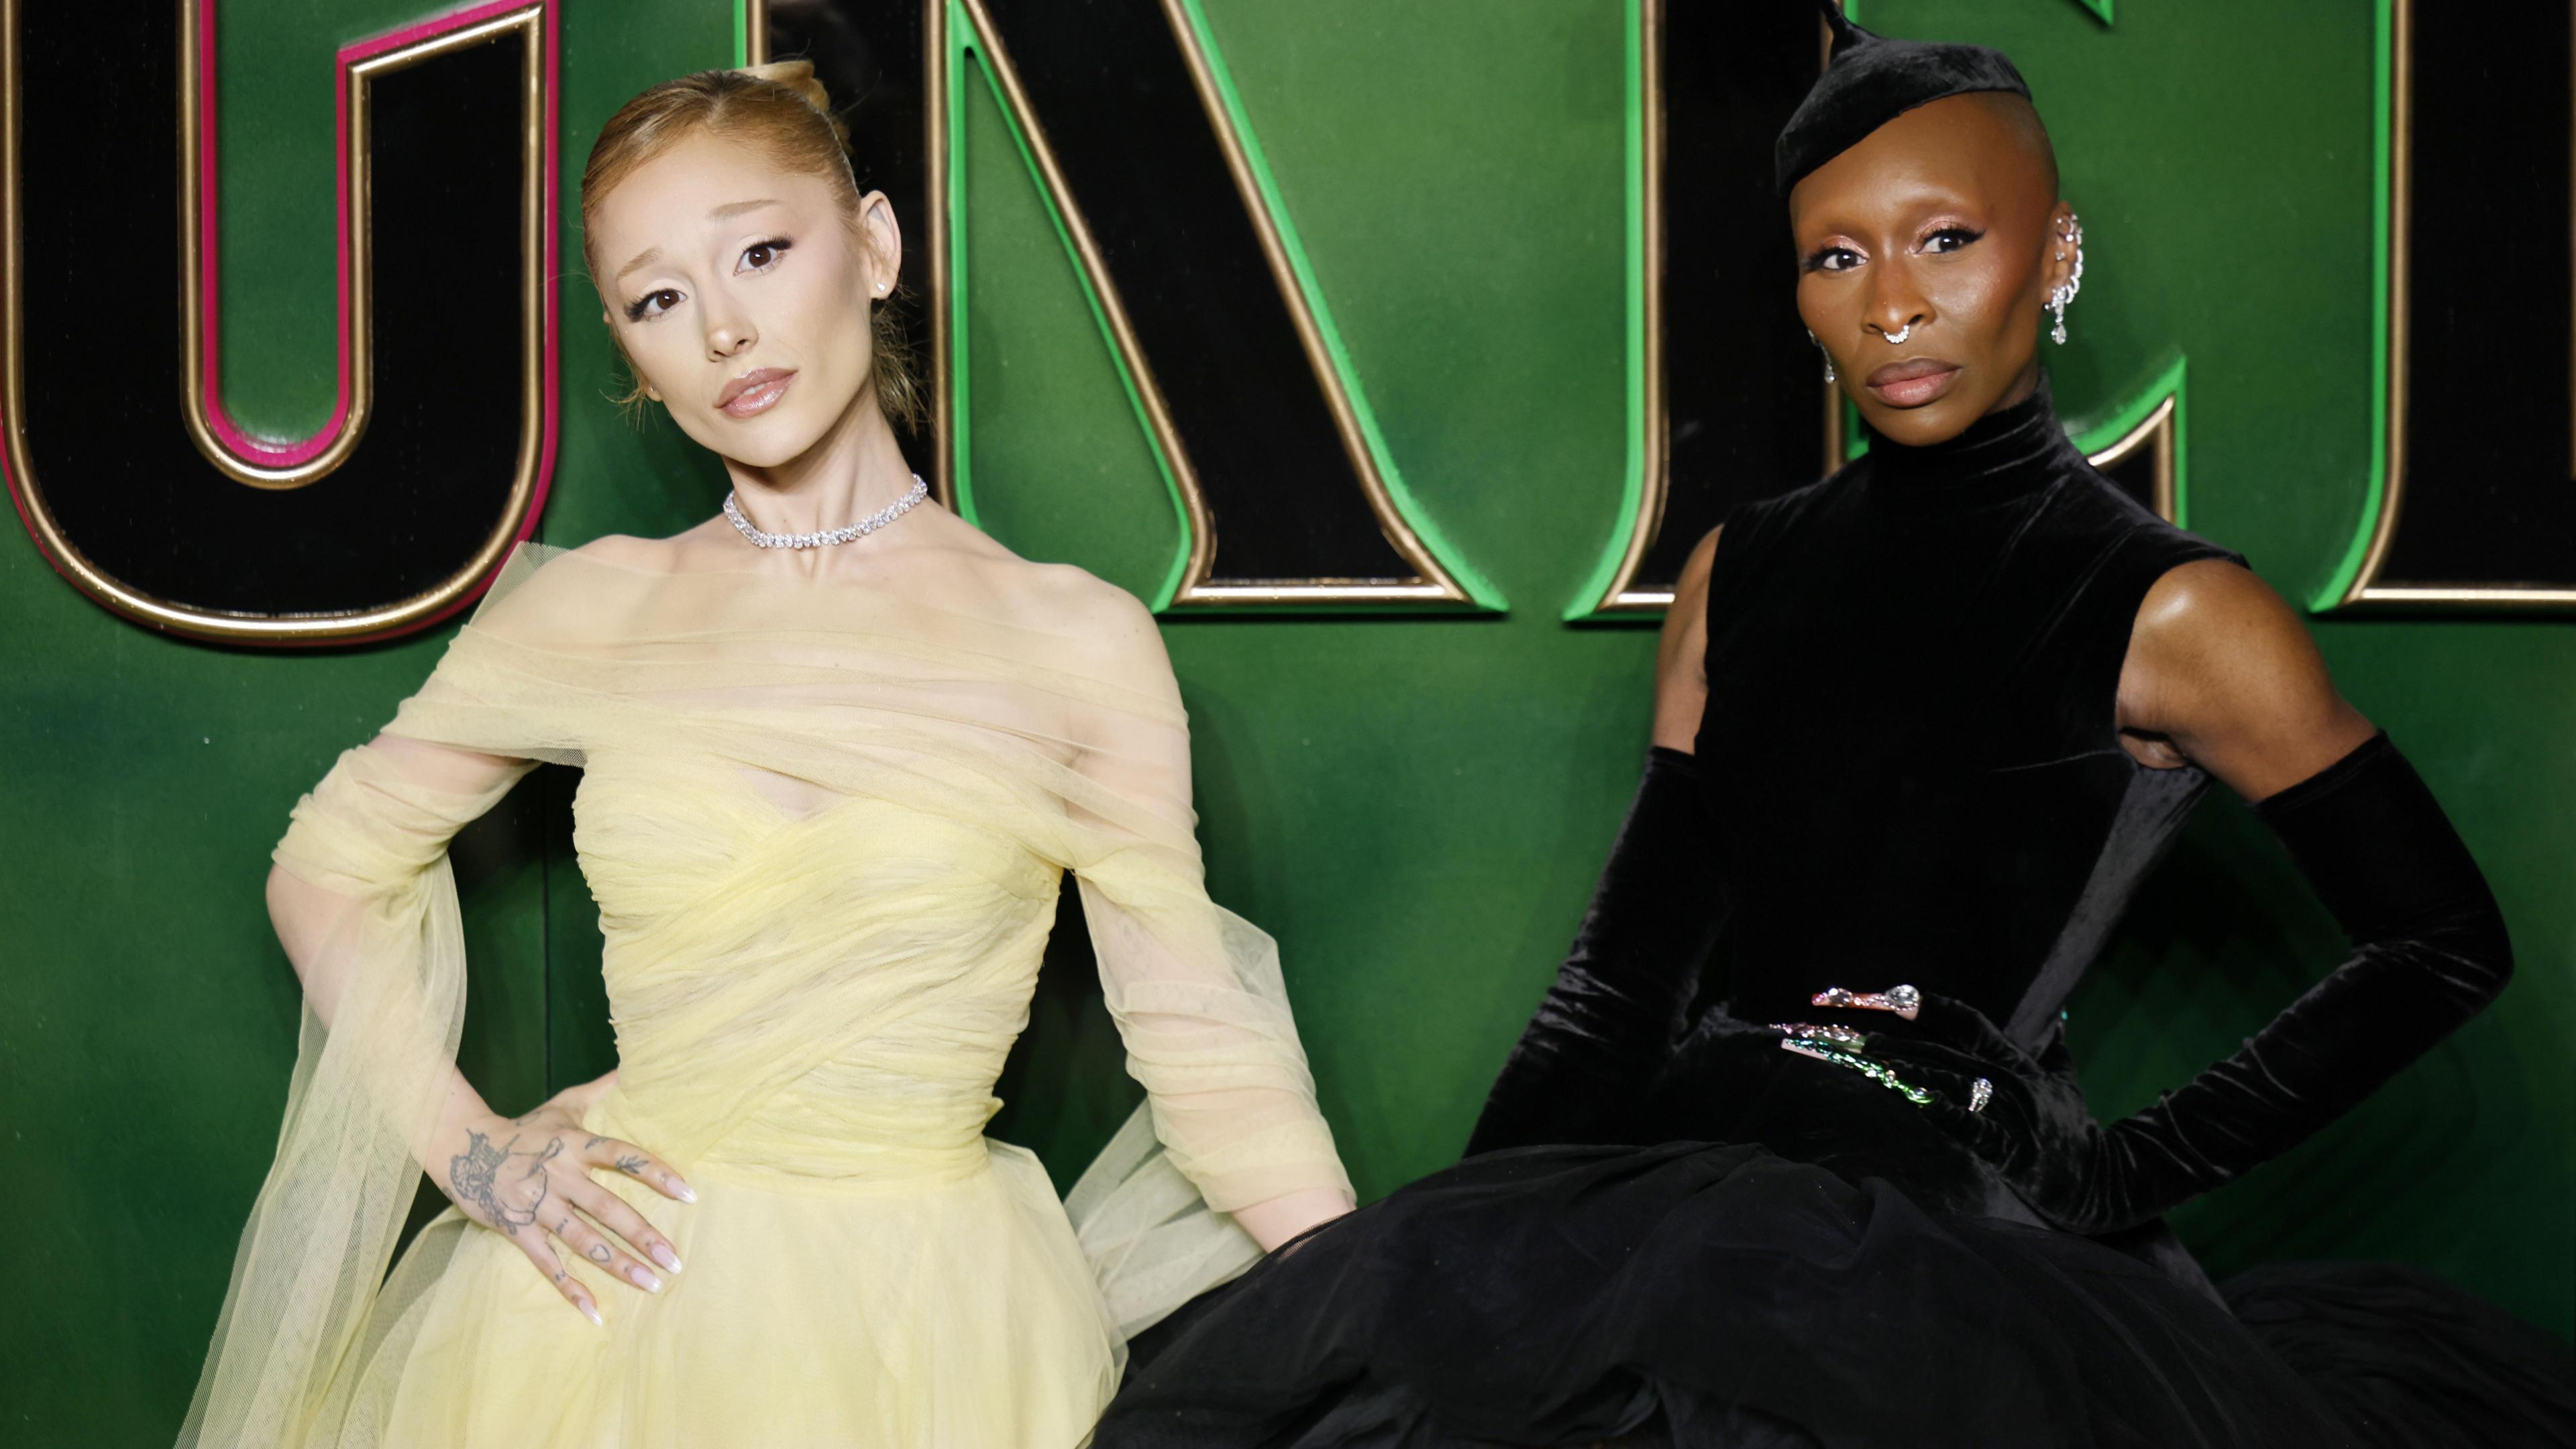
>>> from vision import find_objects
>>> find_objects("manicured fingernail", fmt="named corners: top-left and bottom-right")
top-left (580, 1299), bottom-right (604, 1328)
top-left (651, 1243), bottom-right (682, 1273)
top-left (672, 1179), bottom-right (698, 1203)
top-left (629, 1265), bottom-right (661, 1293)
top-left (1780, 1040), bottom-right (1832, 1062)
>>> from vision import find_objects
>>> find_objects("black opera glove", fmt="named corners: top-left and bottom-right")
top-left (1802, 733), bottom-right (2516, 1235)
top-left (1466, 747), bottom-right (1731, 1157)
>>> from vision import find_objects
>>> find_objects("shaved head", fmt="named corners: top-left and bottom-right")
top-left (1786, 91), bottom-right (2077, 448)
top-left (1968, 91), bottom-right (2058, 201)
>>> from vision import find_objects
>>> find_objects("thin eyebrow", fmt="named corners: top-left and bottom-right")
top-left (612, 200), bottom-right (784, 282)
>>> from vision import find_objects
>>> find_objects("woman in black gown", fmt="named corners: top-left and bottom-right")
top-left (1092, 11), bottom-right (2575, 1448)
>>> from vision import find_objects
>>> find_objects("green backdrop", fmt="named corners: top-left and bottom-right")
top-left (3, 1), bottom-right (2567, 1443)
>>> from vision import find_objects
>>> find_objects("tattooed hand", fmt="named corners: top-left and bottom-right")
top-left (431, 1079), bottom-right (694, 1326)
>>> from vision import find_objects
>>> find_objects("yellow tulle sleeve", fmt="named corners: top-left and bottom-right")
top-left (1050, 590), bottom-right (1353, 1336)
top-left (178, 551), bottom-right (578, 1447)
top-left (178, 745), bottom-right (531, 1447)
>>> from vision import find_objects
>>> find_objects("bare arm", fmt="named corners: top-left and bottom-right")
top-left (1849, 557), bottom-right (2511, 1232)
top-left (1650, 528), bottom-right (1721, 753)
top-left (2114, 559), bottom-right (2378, 798)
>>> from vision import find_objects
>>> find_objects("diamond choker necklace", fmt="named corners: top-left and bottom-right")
top-left (723, 475), bottom-right (931, 549)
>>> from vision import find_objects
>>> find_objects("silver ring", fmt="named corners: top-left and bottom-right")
top-left (1882, 322), bottom-right (1913, 345)
top-left (1809, 983), bottom-right (1922, 1018)
top-left (1968, 1077), bottom-right (1994, 1114)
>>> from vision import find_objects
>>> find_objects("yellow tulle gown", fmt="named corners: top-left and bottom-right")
top-left (176, 540), bottom-right (1352, 1448)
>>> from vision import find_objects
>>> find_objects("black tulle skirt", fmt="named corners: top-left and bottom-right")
top-left (1093, 1142), bottom-right (2575, 1448)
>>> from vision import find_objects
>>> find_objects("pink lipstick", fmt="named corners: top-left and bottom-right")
top-left (716, 367), bottom-right (796, 419)
top-left (1863, 358), bottom-right (1962, 409)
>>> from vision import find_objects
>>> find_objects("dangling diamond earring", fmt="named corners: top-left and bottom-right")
top-left (1807, 329), bottom-right (1836, 385)
top-left (2047, 213), bottom-right (2085, 345)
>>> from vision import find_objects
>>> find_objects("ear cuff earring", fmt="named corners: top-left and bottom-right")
top-left (2048, 213), bottom-right (2084, 345)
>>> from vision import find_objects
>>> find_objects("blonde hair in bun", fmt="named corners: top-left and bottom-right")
top-left (735, 59), bottom-right (848, 147)
top-left (580, 62), bottom-right (922, 431)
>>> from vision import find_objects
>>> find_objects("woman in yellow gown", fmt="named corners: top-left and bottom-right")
top-left (177, 64), bottom-right (1354, 1448)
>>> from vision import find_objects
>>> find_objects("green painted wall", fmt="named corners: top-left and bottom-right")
top-left (2, 1), bottom-right (2565, 1442)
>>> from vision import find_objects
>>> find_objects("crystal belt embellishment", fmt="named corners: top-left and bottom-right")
top-left (1786, 1043), bottom-right (1937, 1107)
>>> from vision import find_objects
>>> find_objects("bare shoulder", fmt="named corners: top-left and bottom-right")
top-left (927, 519), bottom-right (1150, 630)
top-left (1024, 559), bottom-right (1163, 654)
top-left (2122, 558), bottom-right (2375, 800)
top-left (945, 540), bottom-right (1167, 674)
top-left (2127, 558), bottom-right (2321, 706)
top-left (1671, 527), bottom-right (1723, 619)
top-left (1032, 563), bottom-right (1183, 706)
top-left (1046, 563), bottom-right (1161, 640)
top-left (1651, 527), bottom-right (1722, 752)
top-left (2135, 556), bottom-right (2296, 639)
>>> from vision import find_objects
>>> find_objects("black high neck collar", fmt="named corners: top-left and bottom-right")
top-left (1861, 376), bottom-right (2076, 510)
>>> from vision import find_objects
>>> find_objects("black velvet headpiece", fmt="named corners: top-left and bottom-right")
top-left (1775, 2), bottom-right (2031, 197)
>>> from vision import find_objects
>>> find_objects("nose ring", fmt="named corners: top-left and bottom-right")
top-left (1880, 322), bottom-right (1913, 345)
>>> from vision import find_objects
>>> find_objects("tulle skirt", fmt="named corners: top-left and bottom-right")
top-left (2222, 1262), bottom-right (2576, 1448)
top-left (1094, 1140), bottom-right (2574, 1448)
top-left (325, 1138), bottom-right (1122, 1448)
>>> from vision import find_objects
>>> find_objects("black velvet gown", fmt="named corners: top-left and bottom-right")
top-left (1091, 385), bottom-right (2575, 1448)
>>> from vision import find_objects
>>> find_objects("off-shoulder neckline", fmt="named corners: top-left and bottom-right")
top-left (488, 539), bottom-right (1163, 669)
